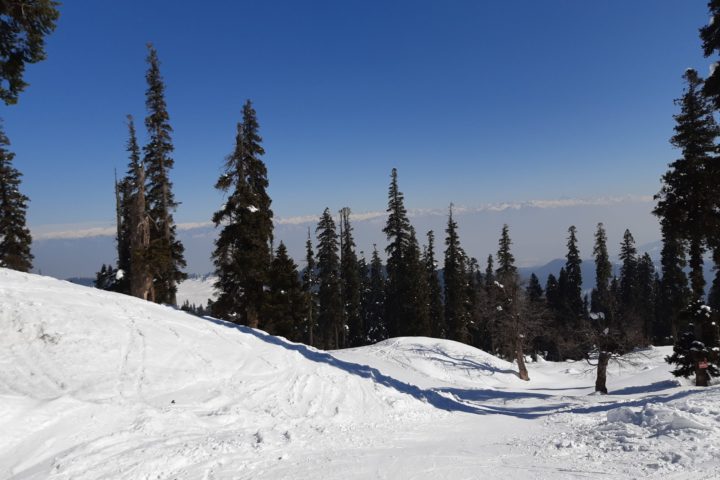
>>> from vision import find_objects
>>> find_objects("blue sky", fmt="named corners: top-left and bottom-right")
top-left (2, 1), bottom-right (711, 234)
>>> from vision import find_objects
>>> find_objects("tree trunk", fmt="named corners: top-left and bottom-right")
top-left (247, 307), bottom-right (259, 329)
top-left (595, 351), bottom-right (610, 394)
top-left (695, 360), bottom-right (709, 387)
top-left (515, 341), bottom-right (529, 381)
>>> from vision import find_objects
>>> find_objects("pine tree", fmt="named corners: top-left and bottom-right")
top-left (407, 225), bottom-right (431, 337)
top-left (423, 230), bottom-right (445, 338)
top-left (591, 222), bottom-right (613, 317)
top-left (484, 254), bottom-right (495, 290)
top-left (211, 101), bottom-right (273, 326)
top-left (564, 225), bottom-right (583, 321)
top-left (657, 223), bottom-right (690, 342)
top-left (654, 69), bottom-right (719, 300)
top-left (636, 253), bottom-right (657, 343)
top-left (339, 207), bottom-right (363, 347)
top-left (492, 224), bottom-right (529, 380)
top-left (526, 273), bottom-right (543, 303)
top-left (701, 0), bottom-right (720, 110)
top-left (302, 228), bottom-right (319, 346)
top-left (143, 44), bottom-right (186, 304)
top-left (114, 170), bottom-right (131, 294)
top-left (316, 208), bottom-right (343, 349)
top-left (365, 245), bottom-right (387, 343)
top-left (0, 0), bottom-right (59, 105)
top-left (94, 263), bottom-right (119, 291)
top-left (496, 224), bottom-right (516, 283)
top-left (618, 229), bottom-right (638, 314)
top-left (666, 299), bottom-right (720, 386)
top-left (265, 242), bottom-right (306, 342)
top-left (383, 168), bottom-right (416, 338)
top-left (444, 204), bottom-right (469, 342)
top-left (0, 125), bottom-right (32, 271)
top-left (125, 115), bottom-right (153, 301)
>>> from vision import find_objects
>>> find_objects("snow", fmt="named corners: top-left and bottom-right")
top-left (2, 268), bottom-right (720, 479)
top-left (176, 274), bottom-right (218, 307)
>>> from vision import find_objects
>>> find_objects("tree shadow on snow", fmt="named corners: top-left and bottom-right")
top-left (203, 318), bottom-right (709, 419)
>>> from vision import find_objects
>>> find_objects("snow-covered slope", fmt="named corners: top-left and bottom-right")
top-left (0, 269), bottom-right (434, 479)
top-left (176, 274), bottom-right (217, 307)
top-left (2, 268), bottom-right (720, 479)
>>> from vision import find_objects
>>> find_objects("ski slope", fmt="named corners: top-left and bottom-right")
top-left (1, 268), bottom-right (719, 479)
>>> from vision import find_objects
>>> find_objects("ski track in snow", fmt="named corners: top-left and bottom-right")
top-left (1, 268), bottom-right (719, 479)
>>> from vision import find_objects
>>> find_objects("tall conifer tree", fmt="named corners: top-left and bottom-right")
top-left (444, 205), bottom-right (469, 342)
top-left (302, 229), bottom-right (319, 346)
top-left (654, 69), bottom-right (719, 300)
top-left (0, 124), bottom-right (32, 271)
top-left (618, 229), bottom-right (638, 313)
top-left (143, 44), bottom-right (186, 304)
top-left (564, 225), bottom-right (583, 321)
top-left (265, 242), bottom-right (306, 342)
top-left (365, 245), bottom-right (387, 343)
top-left (340, 207), bottom-right (363, 347)
top-left (125, 116), bottom-right (153, 301)
top-left (383, 168), bottom-right (413, 337)
top-left (424, 230), bottom-right (445, 338)
top-left (316, 208), bottom-right (343, 349)
top-left (591, 222), bottom-right (612, 317)
top-left (211, 101), bottom-right (273, 326)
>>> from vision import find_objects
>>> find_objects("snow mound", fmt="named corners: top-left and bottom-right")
top-left (548, 389), bottom-right (720, 475)
top-left (606, 403), bottom-right (711, 432)
top-left (0, 269), bottom-right (435, 479)
top-left (335, 336), bottom-right (524, 390)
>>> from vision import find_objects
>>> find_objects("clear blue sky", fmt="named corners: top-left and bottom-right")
top-left (2, 0), bottom-right (711, 230)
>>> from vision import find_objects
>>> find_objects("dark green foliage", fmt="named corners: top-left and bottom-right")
top-left (264, 242), bottom-right (306, 342)
top-left (114, 171), bottom-right (131, 294)
top-left (636, 253), bottom-right (658, 342)
top-left (666, 300), bottom-right (720, 386)
top-left (340, 208), bottom-right (363, 347)
top-left (423, 230), bottom-right (445, 338)
top-left (143, 44), bottom-right (186, 304)
top-left (484, 254), bottom-right (495, 290)
top-left (180, 300), bottom-right (208, 317)
top-left (0, 0), bottom-right (59, 104)
top-left (495, 224), bottom-right (516, 284)
top-left (591, 222), bottom-right (613, 318)
top-left (94, 263), bottom-right (120, 291)
top-left (124, 116), bottom-right (153, 301)
top-left (364, 246), bottom-right (387, 343)
top-left (526, 273), bottom-right (543, 303)
top-left (657, 223), bottom-right (690, 343)
top-left (302, 229), bottom-right (319, 346)
top-left (382, 168), bottom-right (428, 338)
top-left (564, 225), bottom-right (583, 321)
top-left (700, 0), bottom-right (720, 109)
top-left (444, 205), bottom-right (469, 342)
top-left (0, 125), bottom-right (32, 271)
top-left (618, 229), bottom-right (638, 312)
top-left (654, 69), bottom-right (719, 300)
top-left (545, 274), bottom-right (559, 309)
top-left (316, 208), bottom-right (343, 349)
top-left (211, 101), bottom-right (273, 326)
top-left (708, 248), bottom-right (720, 312)
top-left (406, 226), bottom-right (431, 337)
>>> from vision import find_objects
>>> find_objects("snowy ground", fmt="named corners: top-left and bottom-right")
top-left (1, 268), bottom-right (719, 479)
top-left (176, 274), bottom-right (217, 308)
